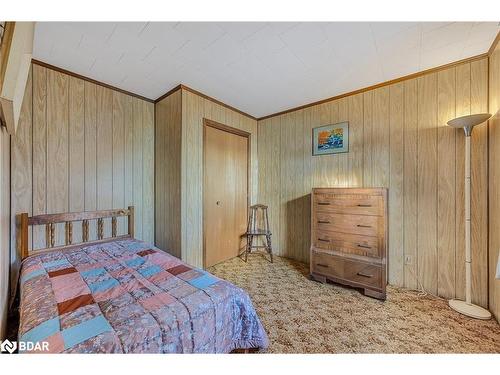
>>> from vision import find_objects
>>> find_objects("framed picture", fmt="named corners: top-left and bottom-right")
top-left (312, 122), bottom-right (349, 156)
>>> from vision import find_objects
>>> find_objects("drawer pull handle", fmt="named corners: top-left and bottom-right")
top-left (357, 244), bottom-right (372, 249)
top-left (357, 224), bottom-right (371, 228)
top-left (316, 263), bottom-right (329, 268)
top-left (357, 204), bottom-right (372, 207)
top-left (318, 220), bottom-right (330, 224)
top-left (357, 272), bottom-right (373, 278)
top-left (318, 238), bottom-right (330, 242)
top-left (318, 202), bottom-right (330, 206)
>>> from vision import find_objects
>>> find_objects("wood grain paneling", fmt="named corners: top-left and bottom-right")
top-left (84, 81), bottom-right (97, 241)
top-left (388, 83), bottom-right (404, 286)
top-left (403, 79), bottom-right (418, 290)
top-left (417, 73), bottom-right (438, 295)
top-left (112, 91), bottom-right (126, 235)
top-left (488, 41), bottom-right (500, 322)
top-left (437, 67), bottom-right (456, 299)
top-left (0, 126), bottom-right (11, 339)
top-left (470, 58), bottom-right (488, 308)
top-left (96, 86), bottom-right (113, 238)
top-left (10, 67), bottom-right (32, 300)
top-left (454, 63), bottom-right (470, 302)
top-left (47, 69), bottom-right (69, 246)
top-left (10, 64), bottom-right (154, 282)
top-left (69, 77), bottom-right (85, 242)
top-left (155, 90), bottom-right (182, 258)
top-left (32, 64), bottom-right (47, 249)
top-left (257, 58), bottom-right (489, 305)
top-left (142, 101), bottom-right (155, 243)
top-left (155, 88), bottom-right (257, 268)
top-left (132, 98), bottom-right (144, 240)
top-left (183, 90), bottom-right (258, 268)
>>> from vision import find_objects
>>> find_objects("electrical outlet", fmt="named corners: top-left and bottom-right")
top-left (405, 255), bottom-right (413, 265)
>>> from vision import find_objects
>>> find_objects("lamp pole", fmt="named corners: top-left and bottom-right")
top-left (447, 113), bottom-right (491, 320)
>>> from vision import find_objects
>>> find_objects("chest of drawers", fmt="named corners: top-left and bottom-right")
top-left (310, 188), bottom-right (388, 300)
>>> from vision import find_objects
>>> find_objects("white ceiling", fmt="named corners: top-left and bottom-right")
top-left (34, 22), bottom-right (499, 118)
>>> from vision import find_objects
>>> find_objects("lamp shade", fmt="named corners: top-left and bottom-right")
top-left (447, 113), bottom-right (491, 130)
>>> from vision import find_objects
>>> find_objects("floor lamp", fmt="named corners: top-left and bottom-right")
top-left (447, 113), bottom-right (491, 320)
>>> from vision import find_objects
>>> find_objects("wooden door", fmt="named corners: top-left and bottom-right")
top-left (204, 122), bottom-right (248, 268)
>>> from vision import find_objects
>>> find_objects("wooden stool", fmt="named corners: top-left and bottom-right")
top-left (245, 204), bottom-right (273, 263)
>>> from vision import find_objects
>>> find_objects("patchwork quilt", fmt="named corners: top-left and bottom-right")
top-left (18, 238), bottom-right (268, 353)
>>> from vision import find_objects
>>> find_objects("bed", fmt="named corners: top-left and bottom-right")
top-left (16, 207), bottom-right (268, 353)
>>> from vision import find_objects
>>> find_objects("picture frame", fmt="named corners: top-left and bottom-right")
top-left (312, 121), bottom-right (349, 156)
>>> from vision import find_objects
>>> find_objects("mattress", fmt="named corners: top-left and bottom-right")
top-left (18, 238), bottom-right (268, 353)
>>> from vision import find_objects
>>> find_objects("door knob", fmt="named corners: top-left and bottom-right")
top-left (216, 201), bottom-right (222, 206)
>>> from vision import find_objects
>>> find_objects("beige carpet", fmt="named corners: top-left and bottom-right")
top-left (208, 254), bottom-right (500, 353)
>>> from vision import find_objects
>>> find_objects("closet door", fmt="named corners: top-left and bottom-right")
top-left (204, 122), bottom-right (248, 268)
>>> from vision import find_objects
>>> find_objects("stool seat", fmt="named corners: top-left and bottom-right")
top-left (244, 204), bottom-right (273, 262)
top-left (246, 229), bottom-right (271, 235)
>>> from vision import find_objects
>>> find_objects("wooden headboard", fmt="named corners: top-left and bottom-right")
top-left (17, 206), bottom-right (135, 260)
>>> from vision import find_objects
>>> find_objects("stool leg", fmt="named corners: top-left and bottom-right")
top-left (266, 234), bottom-right (273, 263)
top-left (246, 235), bottom-right (253, 262)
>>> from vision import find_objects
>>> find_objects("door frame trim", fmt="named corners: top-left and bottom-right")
top-left (202, 118), bottom-right (251, 268)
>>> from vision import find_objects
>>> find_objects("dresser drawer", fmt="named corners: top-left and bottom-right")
top-left (311, 251), bottom-right (383, 289)
top-left (343, 259), bottom-right (383, 289)
top-left (315, 212), bottom-right (379, 237)
top-left (313, 231), bottom-right (380, 258)
top-left (311, 251), bottom-right (344, 279)
top-left (314, 193), bottom-right (382, 216)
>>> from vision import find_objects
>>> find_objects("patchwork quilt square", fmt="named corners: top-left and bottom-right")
top-left (51, 272), bottom-right (91, 303)
top-left (168, 283), bottom-right (198, 299)
top-left (81, 267), bottom-right (106, 278)
top-left (88, 277), bottom-right (120, 294)
top-left (93, 285), bottom-right (126, 302)
top-left (60, 304), bottom-right (102, 330)
top-left (156, 276), bottom-right (184, 292)
top-left (61, 315), bottom-right (113, 349)
top-left (113, 313), bottom-right (162, 354)
top-left (57, 294), bottom-right (95, 315)
top-left (48, 267), bottom-right (78, 278)
top-left (125, 257), bottom-right (145, 269)
top-left (20, 317), bottom-right (60, 344)
top-left (140, 292), bottom-right (176, 311)
top-left (130, 286), bottom-right (155, 301)
top-left (177, 269), bottom-right (205, 282)
top-left (147, 252), bottom-right (181, 268)
top-left (188, 273), bottom-right (219, 290)
top-left (20, 277), bottom-right (59, 334)
top-left (21, 268), bottom-right (47, 285)
top-left (43, 258), bottom-right (71, 271)
top-left (137, 265), bottom-right (163, 278)
top-left (147, 270), bottom-right (173, 284)
top-left (167, 264), bottom-right (191, 276)
top-left (137, 249), bottom-right (156, 257)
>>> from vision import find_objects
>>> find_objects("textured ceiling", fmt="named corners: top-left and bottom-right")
top-left (34, 22), bottom-right (499, 117)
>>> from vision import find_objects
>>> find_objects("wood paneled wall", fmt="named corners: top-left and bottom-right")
top-left (155, 90), bottom-right (182, 258)
top-left (10, 64), bottom-right (154, 300)
top-left (155, 88), bottom-right (257, 269)
top-left (0, 127), bottom-right (10, 339)
top-left (181, 89), bottom-right (258, 268)
top-left (258, 58), bottom-right (489, 306)
top-left (489, 41), bottom-right (500, 322)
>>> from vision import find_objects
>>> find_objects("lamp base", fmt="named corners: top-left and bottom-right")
top-left (449, 299), bottom-right (491, 320)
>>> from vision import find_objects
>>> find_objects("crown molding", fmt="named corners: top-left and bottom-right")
top-left (31, 59), bottom-right (155, 103)
top-left (155, 84), bottom-right (257, 121)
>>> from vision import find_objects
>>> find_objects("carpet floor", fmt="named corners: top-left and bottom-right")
top-left (208, 254), bottom-right (500, 353)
